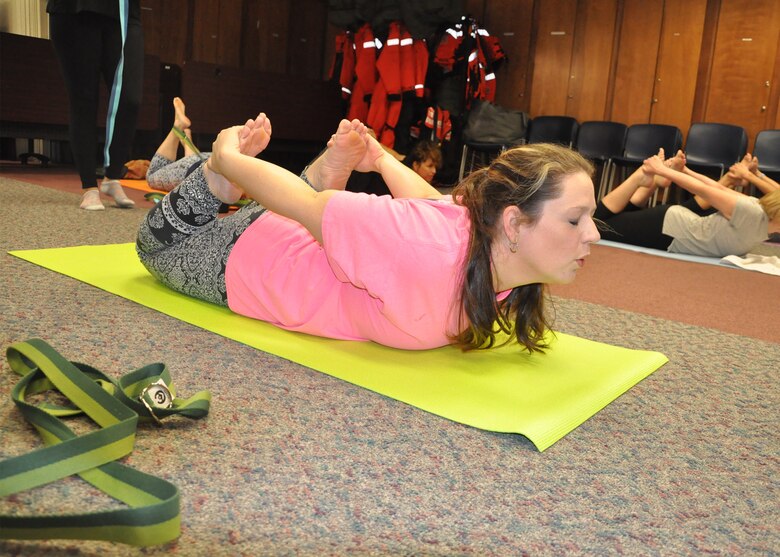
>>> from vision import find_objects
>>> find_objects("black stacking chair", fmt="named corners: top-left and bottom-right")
top-left (684, 122), bottom-right (748, 181)
top-left (525, 116), bottom-right (579, 146)
top-left (605, 123), bottom-right (683, 201)
top-left (753, 129), bottom-right (780, 185)
top-left (574, 121), bottom-right (628, 199)
top-left (458, 102), bottom-right (528, 180)
top-left (459, 140), bottom-right (508, 181)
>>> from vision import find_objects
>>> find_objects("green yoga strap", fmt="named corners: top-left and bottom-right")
top-left (171, 126), bottom-right (205, 159)
top-left (0, 338), bottom-right (212, 546)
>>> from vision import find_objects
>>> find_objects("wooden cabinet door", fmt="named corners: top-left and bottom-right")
top-left (243, 0), bottom-right (290, 72)
top-left (704, 0), bottom-right (780, 146)
top-left (140, 0), bottom-right (190, 65)
top-left (609, 0), bottom-right (664, 125)
top-left (484, 0), bottom-right (535, 112)
top-left (565, 0), bottom-right (618, 122)
top-left (650, 0), bottom-right (707, 140)
top-left (287, 0), bottom-right (328, 79)
top-left (192, 0), bottom-right (242, 67)
top-left (529, 0), bottom-right (577, 116)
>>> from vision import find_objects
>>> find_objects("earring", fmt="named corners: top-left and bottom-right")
top-left (509, 241), bottom-right (518, 253)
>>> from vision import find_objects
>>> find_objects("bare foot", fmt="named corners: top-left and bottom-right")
top-left (666, 149), bottom-right (686, 171)
top-left (204, 159), bottom-right (242, 204)
top-left (655, 149), bottom-right (685, 188)
top-left (173, 97), bottom-right (191, 130)
top-left (238, 113), bottom-right (272, 157)
top-left (305, 119), bottom-right (368, 191)
top-left (204, 114), bottom-right (272, 204)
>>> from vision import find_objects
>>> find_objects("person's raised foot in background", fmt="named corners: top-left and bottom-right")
top-left (173, 96), bottom-right (195, 157)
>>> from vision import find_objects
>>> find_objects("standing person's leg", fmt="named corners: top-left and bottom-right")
top-left (99, 10), bottom-right (144, 208)
top-left (49, 12), bottom-right (104, 209)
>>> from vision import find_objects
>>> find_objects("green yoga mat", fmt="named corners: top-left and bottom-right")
top-left (9, 244), bottom-right (667, 451)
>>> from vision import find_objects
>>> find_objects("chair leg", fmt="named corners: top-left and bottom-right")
top-left (459, 144), bottom-right (469, 182)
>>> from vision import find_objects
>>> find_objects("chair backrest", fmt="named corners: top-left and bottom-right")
top-left (684, 122), bottom-right (748, 166)
top-left (622, 123), bottom-right (683, 160)
top-left (574, 121), bottom-right (628, 161)
top-left (753, 129), bottom-right (780, 170)
top-left (526, 116), bottom-right (579, 146)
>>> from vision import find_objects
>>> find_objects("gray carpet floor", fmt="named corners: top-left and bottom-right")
top-left (1, 177), bottom-right (778, 556)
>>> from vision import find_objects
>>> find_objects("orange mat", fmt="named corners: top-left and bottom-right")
top-left (119, 179), bottom-right (161, 194)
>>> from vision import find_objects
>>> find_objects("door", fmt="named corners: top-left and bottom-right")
top-left (565, 0), bottom-right (618, 122)
top-left (484, 0), bottom-right (535, 112)
top-left (609, 0), bottom-right (664, 126)
top-left (649, 0), bottom-right (708, 140)
top-left (704, 0), bottom-right (780, 147)
top-left (529, 0), bottom-right (577, 116)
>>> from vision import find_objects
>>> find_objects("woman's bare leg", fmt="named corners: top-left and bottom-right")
top-left (173, 97), bottom-right (197, 157)
top-left (602, 151), bottom-right (663, 213)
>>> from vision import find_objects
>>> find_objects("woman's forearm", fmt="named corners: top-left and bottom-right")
top-left (217, 150), bottom-right (334, 243)
top-left (745, 171), bottom-right (780, 195)
top-left (374, 151), bottom-right (442, 199)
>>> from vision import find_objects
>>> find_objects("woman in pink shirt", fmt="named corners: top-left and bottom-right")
top-left (137, 115), bottom-right (599, 352)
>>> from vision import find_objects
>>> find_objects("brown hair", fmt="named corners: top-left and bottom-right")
top-left (451, 143), bottom-right (594, 353)
top-left (404, 139), bottom-right (443, 170)
top-left (759, 189), bottom-right (780, 221)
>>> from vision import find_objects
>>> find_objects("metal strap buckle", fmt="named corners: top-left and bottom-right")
top-left (139, 379), bottom-right (173, 425)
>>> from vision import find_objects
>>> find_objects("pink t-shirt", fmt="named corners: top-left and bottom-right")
top-left (224, 192), bottom-right (472, 349)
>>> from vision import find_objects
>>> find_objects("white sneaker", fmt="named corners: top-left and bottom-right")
top-left (100, 179), bottom-right (135, 208)
top-left (80, 189), bottom-right (105, 211)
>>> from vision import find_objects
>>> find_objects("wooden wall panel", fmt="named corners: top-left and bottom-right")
top-left (217, 0), bottom-right (242, 67)
top-left (180, 60), bottom-right (342, 141)
top-left (140, 0), bottom-right (190, 65)
top-left (191, 0), bottom-right (220, 64)
top-left (465, 0), bottom-right (486, 22)
top-left (704, 0), bottom-right (780, 147)
top-left (287, 0), bottom-right (328, 79)
top-left (243, 0), bottom-right (290, 72)
top-left (483, 0), bottom-right (534, 112)
top-left (649, 0), bottom-right (707, 139)
top-left (565, 0), bottom-right (618, 122)
top-left (609, 0), bottom-right (663, 125)
top-left (529, 0), bottom-right (577, 116)
top-left (191, 0), bottom-right (241, 66)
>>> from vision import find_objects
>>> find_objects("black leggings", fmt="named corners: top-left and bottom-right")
top-left (49, 10), bottom-right (144, 188)
top-left (594, 198), bottom-right (709, 250)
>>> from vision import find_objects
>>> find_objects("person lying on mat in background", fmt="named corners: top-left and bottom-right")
top-left (345, 137), bottom-right (443, 196)
top-left (145, 97), bottom-right (208, 192)
top-left (596, 152), bottom-right (780, 257)
top-left (136, 114), bottom-right (599, 352)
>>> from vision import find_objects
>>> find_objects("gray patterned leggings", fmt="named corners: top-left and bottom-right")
top-left (146, 153), bottom-right (209, 192)
top-left (136, 162), bottom-right (266, 305)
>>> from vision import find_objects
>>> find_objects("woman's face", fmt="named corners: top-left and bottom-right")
top-left (510, 171), bottom-right (600, 285)
top-left (412, 158), bottom-right (438, 183)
